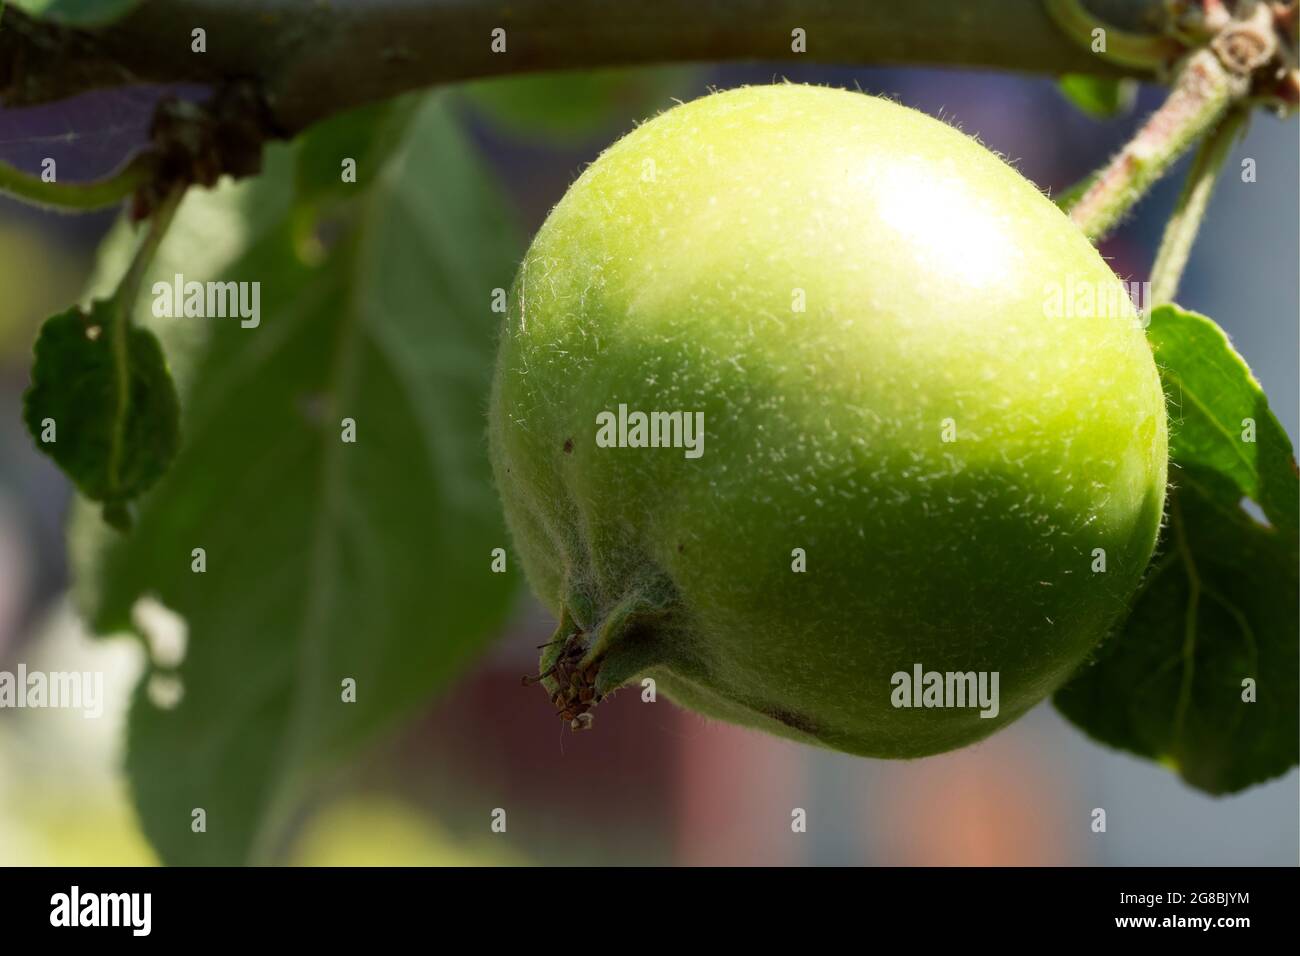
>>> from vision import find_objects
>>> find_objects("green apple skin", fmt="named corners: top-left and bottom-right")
top-left (488, 84), bottom-right (1167, 758)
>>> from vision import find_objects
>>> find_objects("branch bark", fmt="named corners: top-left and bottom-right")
top-left (2, 0), bottom-right (1166, 137)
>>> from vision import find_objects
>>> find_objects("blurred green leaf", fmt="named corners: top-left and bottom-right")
top-left (461, 67), bottom-right (698, 144)
top-left (1057, 74), bottom-right (1137, 118)
top-left (1056, 305), bottom-right (1298, 794)
top-left (23, 300), bottom-right (179, 530)
top-left (81, 143), bottom-right (302, 389)
top-left (294, 99), bottom-right (417, 208)
top-left (0, 223), bottom-right (87, 359)
top-left (72, 96), bottom-right (523, 863)
top-left (6, 0), bottom-right (142, 26)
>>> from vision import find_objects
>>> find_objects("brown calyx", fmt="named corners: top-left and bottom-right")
top-left (523, 630), bottom-right (604, 730)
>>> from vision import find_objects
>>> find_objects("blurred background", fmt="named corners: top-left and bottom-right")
top-left (1, 62), bottom-right (1296, 865)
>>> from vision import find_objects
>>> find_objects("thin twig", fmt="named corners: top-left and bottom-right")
top-left (1150, 107), bottom-right (1248, 305)
top-left (0, 152), bottom-right (150, 211)
top-left (1068, 48), bottom-right (1246, 241)
top-left (1043, 0), bottom-right (1184, 70)
top-left (107, 184), bottom-right (185, 494)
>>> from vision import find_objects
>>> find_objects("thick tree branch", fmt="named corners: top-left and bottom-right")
top-left (2, 0), bottom-right (1166, 137)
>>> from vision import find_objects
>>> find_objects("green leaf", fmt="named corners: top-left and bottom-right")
top-left (1057, 74), bottom-right (1137, 118)
top-left (23, 300), bottom-right (180, 530)
top-left (1152, 307), bottom-right (1297, 532)
top-left (6, 0), bottom-right (143, 26)
top-left (70, 96), bottom-right (523, 863)
top-left (461, 66), bottom-right (698, 144)
top-left (1056, 305), bottom-right (1299, 794)
top-left (294, 98), bottom-right (417, 208)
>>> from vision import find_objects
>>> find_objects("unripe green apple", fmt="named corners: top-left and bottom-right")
top-left (489, 84), bottom-right (1167, 757)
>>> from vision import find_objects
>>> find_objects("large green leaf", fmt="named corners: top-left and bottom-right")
top-left (1056, 305), bottom-right (1299, 794)
top-left (6, 0), bottom-right (143, 26)
top-left (294, 99), bottom-right (418, 208)
top-left (71, 97), bottom-right (523, 863)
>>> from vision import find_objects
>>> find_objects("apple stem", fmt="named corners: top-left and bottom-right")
top-left (1067, 1), bottom-right (1281, 243)
top-left (1067, 47), bottom-right (1245, 242)
top-left (1149, 106), bottom-right (1249, 306)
